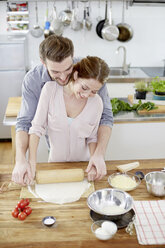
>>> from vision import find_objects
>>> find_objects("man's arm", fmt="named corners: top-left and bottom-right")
top-left (86, 84), bottom-right (113, 181)
top-left (12, 130), bottom-right (32, 185)
top-left (12, 68), bottom-right (43, 185)
top-left (86, 126), bottom-right (112, 180)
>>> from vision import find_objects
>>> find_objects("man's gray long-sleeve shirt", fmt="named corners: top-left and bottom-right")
top-left (16, 63), bottom-right (113, 132)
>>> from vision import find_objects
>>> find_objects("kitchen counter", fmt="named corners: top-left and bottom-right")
top-left (0, 159), bottom-right (165, 248)
top-left (113, 96), bottom-right (165, 123)
top-left (107, 67), bottom-right (165, 83)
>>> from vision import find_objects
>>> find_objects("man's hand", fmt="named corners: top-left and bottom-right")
top-left (12, 160), bottom-right (33, 186)
top-left (85, 154), bottom-right (107, 181)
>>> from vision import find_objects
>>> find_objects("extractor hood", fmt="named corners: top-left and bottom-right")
top-left (130, 0), bottom-right (165, 6)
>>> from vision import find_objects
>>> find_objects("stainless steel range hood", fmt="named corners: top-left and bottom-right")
top-left (130, 0), bottom-right (165, 6)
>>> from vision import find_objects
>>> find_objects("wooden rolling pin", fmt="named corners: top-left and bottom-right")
top-left (35, 168), bottom-right (84, 184)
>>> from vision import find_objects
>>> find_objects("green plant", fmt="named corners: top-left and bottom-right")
top-left (134, 81), bottom-right (150, 92)
top-left (150, 77), bottom-right (165, 93)
top-left (111, 98), bottom-right (157, 115)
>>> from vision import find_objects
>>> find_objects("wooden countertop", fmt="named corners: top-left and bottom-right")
top-left (0, 159), bottom-right (165, 248)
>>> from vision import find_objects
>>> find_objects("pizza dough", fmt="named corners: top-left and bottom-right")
top-left (33, 179), bottom-right (91, 204)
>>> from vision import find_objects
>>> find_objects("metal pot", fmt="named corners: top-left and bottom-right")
top-left (96, 0), bottom-right (107, 39)
top-left (101, 0), bottom-right (119, 41)
top-left (145, 171), bottom-right (165, 197)
top-left (117, 0), bottom-right (133, 42)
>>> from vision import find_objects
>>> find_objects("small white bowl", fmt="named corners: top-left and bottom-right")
top-left (42, 216), bottom-right (56, 227)
top-left (91, 220), bottom-right (117, 241)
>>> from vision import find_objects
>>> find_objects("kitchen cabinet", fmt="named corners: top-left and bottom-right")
top-left (105, 83), bottom-right (165, 160)
top-left (0, 35), bottom-right (26, 139)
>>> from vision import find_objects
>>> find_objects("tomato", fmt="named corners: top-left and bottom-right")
top-left (23, 206), bottom-right (32, 216)
top-left (18, 212), bottom-right (27, 220)
top-left (12, 209), bottom-right (19, 218)
top-left (15, 204), bottom-right (21, 212)
top-left (24, 198), bottom-right (30, 206)
top-left (18, 199), bottom-right (27, 210)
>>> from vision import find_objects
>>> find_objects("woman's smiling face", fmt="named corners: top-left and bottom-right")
top-left (72, 72), bottom-right (103, 99)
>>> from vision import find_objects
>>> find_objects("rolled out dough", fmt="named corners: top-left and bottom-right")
top-left (34, 179), bottom-right (91, 204)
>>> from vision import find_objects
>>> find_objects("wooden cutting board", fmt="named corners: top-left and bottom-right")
top-left (5, 97), bottom-right (21, 117)
top-left (128, 95), bottom-right (165, 115)
top-left (138, 105), bottom-right (165, 115)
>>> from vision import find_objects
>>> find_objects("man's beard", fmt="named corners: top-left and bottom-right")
top-left (53, 73), bottom-right (72, 86)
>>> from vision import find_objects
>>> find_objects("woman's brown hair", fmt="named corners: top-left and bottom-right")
top-left (70, 56), bottom-right (110, 85)
top-left (39, 35), bottom-right (74, 62)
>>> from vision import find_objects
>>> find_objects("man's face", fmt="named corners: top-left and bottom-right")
top-left (44, 56), bottom-right (73, 86)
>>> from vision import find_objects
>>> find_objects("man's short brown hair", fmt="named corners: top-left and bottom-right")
top-left (39, 35), bottom-right (74, 63)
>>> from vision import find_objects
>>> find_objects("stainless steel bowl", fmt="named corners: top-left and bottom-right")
top-left (87, 188), bottom-right (133, 216)
top-left (108, 172), bottom-right (141, 191)
top-left (145, 171), bottom-right (165, 197)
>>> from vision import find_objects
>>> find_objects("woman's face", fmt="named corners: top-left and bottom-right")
top-left (72, 72), bottom-right (103, 99)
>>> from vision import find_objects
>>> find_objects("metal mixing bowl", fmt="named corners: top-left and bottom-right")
top-left (145, 171), bottom-right (165, 197)
top-left (87, 188), bottom-right (133, 216)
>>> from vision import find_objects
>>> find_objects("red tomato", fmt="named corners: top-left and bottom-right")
top-left (23, 206), bottom-right (32, 216)
top-left (18, 199), bottom-right (27, 210)
top-left (18, 212), bottom-right (27, 220)
top-left (24, 198), bottom-right (30, 206)
top-left (12, 209), bottom-right (19, 218)
top-left (15, 204), bottom-right (21, 212)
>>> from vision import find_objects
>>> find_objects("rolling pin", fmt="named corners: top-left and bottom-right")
top-left (35, 168), bottom-right (84, 184)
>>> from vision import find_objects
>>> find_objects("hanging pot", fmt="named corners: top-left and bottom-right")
top-left (117, 0), bottom-right (133, 42)
top-left (101, 0), bottom-right (119, 41)
top-left (96, 0), bottom-right (108, 39)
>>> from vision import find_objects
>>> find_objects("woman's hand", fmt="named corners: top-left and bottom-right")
top-left (86, 154), bottom-right (107, 181)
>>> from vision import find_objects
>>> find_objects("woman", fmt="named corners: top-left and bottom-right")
top-left (28, 56), bottom-right (110, 181)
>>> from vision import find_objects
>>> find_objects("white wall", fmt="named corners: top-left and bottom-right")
top-left (0, 1), bottom-right (165, 69)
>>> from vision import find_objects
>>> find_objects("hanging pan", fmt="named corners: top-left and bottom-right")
top-left (101, 0), bottom-right (119, 41)
top-left (96, 0), bottom-right (108, 39)
top-left (117, 0), bottom-right (133, 42)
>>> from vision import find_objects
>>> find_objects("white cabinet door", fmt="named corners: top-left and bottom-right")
top-left (0, 43), bottom-right (25, 70)
top-left (0, 70), bottom-right (25, 138)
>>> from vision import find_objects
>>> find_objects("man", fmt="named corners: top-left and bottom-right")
top-left (12, 35), bottom-right (113, 185)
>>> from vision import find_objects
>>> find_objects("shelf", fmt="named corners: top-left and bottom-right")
top-left (8, 30), bottom-right (29, 34)
top-left (7, 11), bottom-right (29, 15)
top-left (7, 21), bottom-right (29, 24)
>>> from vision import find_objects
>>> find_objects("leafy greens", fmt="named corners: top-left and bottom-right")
top-left (111, 98), bottom-right (157, 115)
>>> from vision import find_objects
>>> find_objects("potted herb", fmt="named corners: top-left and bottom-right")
top-left (134, 81), bottom-right (150, 99)
top-left (150, 77), bottom-right (165, 99)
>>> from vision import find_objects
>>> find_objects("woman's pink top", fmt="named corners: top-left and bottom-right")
top-left (29, 81), bottom-right (103, 162)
